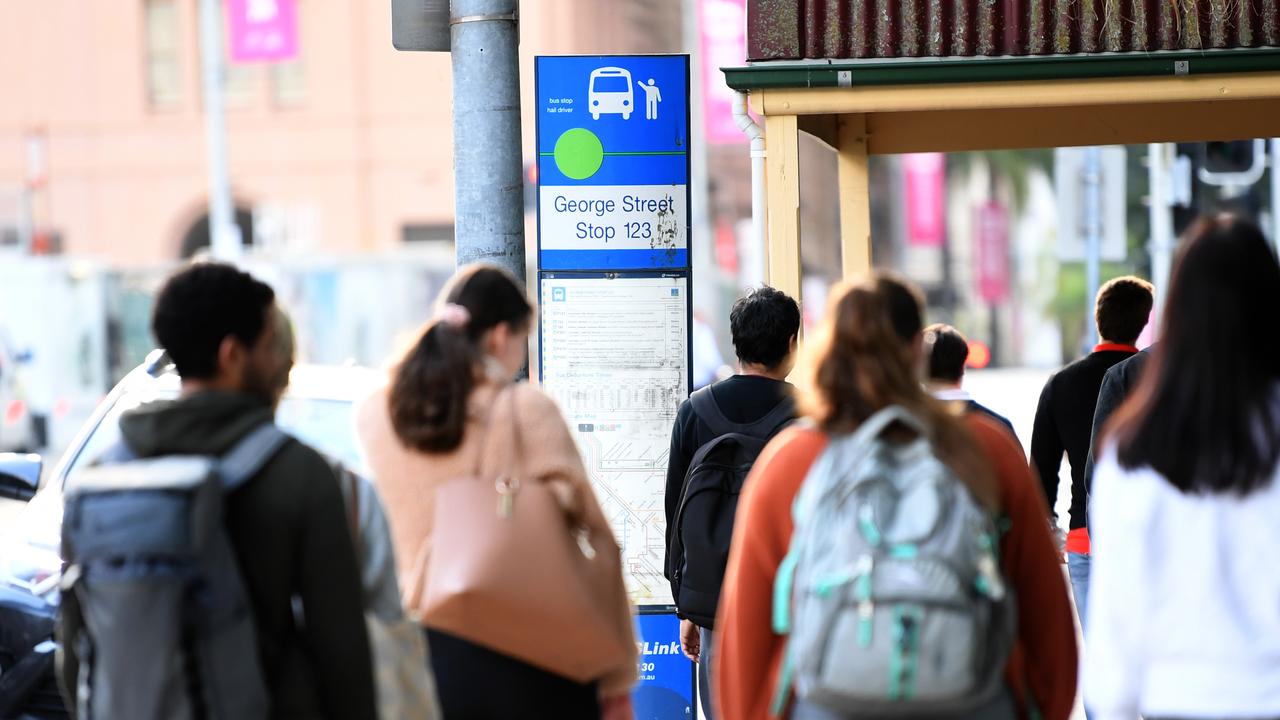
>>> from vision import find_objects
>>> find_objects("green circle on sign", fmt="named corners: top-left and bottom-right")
top-left (554, 128), bottom-right (605, 180)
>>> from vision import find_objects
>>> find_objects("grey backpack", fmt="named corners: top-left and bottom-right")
top-left (60, 423), bottom-right (290, 720)
top-left (771, 406), bottom-right (1015, 718)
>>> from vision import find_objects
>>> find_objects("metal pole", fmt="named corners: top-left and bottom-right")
top-left (449, 0), bottom-right (526, 282)
top-left (733, 92), bottom-right (766, 287)
top-left (1148, 143), bottom-right (1174, 334)
top-left (1083, 146), bottom-right (1102, 349)
top-left (199, 0), bottom-right (241, 261)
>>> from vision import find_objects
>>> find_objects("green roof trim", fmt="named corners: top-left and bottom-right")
top-left (723, 47), bottom-right (1280, 91)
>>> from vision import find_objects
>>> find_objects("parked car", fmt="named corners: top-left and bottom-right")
top-left (0, 351), bottom-right (380, 719)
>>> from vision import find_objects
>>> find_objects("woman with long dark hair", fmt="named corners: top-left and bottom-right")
top-left (713, 273), bottom-right (1077, 720)
top-left (357, 264), bottom-right (637, 719)
top-left (1085, 215), bottom-right (1280, 720)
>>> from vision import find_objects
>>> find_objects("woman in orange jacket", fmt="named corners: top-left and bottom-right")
top-left (713, 273), bottom-right (1078, 720)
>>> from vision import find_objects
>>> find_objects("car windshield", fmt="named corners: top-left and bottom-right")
top-left (65, 390), bottom-right (366, 483)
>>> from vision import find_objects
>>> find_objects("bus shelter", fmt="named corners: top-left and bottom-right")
top-left (723, 43), bottom-right (1280, 302)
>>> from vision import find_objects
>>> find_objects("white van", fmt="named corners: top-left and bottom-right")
top-left (589, 67), bottom-right (634, 120)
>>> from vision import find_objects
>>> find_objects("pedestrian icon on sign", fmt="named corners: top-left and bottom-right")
top-left (641, 79), bottom-right (662, 120)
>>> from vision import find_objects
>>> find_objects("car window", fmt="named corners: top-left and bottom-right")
top-left (65, 391), bottom-right (366, 483)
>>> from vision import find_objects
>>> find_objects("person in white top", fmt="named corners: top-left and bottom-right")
top-left (1085, 213), bottom-right (1280, 720)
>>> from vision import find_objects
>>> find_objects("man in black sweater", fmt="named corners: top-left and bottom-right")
top-left (665, 286), bottom-right (799, 720)
top-left (59, 264), bottom-right (376, 719)
top-left (1031, 276), bottom-right (1153, 629)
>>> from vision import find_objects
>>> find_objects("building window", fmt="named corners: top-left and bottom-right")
top-left (144, 0), bottom-right (182, 109)
top-left (271, 57), bottom-right (306, 107)
top-left (222, 58), bottom-right (256, 109)
top-left (221, 0), bottom-right (257, 108)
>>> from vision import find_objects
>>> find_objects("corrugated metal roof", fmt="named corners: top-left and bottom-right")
top-left (747, 1), bottom-right (1280, 61)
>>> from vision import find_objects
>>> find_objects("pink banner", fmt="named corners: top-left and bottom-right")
top-left (976, 201), bottom-right (1011, 303)
top-left (699, 0), bottom-right (747, 145)
top-left (903, 153), bottom-right (945, 247)
top-left (227, 0), bottom-right (298, 63)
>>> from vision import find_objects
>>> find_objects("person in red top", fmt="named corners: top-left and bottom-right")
top-left (714, 274), bottom-right (1078, 720)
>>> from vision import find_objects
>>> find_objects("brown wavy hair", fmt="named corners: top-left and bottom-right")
top-left (390, 264), bottom-right (532, 453)
top-left (799, 273), bottom-right (999, 510)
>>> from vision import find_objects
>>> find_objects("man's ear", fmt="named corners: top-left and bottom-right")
top-left (215, 335), bottom-right (246, 380)
top-left (789, 334), bottom-right (799, 353)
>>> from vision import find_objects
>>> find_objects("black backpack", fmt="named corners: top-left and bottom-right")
top-left (667, 387), bottom-right (794, 628)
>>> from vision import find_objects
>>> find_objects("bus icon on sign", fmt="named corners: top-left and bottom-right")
top-left (589, 67), bottom-right (633, 121)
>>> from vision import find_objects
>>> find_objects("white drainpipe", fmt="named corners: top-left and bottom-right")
top-left (733, 91), bottom-right (766, 286)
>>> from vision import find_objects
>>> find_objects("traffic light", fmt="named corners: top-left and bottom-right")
top-left (1197, 139), bottom-right (1266, 188)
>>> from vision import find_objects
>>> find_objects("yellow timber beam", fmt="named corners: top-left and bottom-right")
top-left (763, 113), bottom-right (802, 305)
top-left (837, 114), bottom-right (871, 280)
top-left (755, 71), bottom-right (1280, 116)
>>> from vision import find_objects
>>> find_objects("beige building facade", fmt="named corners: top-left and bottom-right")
top-left (0, 0), bottom-right (681, 265)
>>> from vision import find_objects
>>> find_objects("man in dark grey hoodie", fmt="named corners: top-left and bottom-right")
top-left (58, 263), bottom-right (376, 719)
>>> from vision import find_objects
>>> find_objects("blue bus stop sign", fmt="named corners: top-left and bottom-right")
top-left (633, 609), bottom-right (696, 718)
top-left (535, 55), bottom-right (691, 271)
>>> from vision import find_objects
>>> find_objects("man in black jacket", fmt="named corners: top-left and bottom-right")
top-left (665, 286), bottom-right (799, 720)
top-left (1083, 347), bottom-right (1152, 500)
top-left (1031, 276), bottom-right (1153, 630)
top-left (922, 323), bottom-right (1019, 446)
top-left (59, 264), bottom-right (377, 719)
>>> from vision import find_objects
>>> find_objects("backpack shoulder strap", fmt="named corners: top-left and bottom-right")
top-left (219, 423), bottom-right (292, 491)
top-left (689, 386), bottom-right (740, 438)
top-left (755, 395), bottom-right (796, 437)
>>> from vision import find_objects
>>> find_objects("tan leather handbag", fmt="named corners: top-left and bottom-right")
top-left (421, 386), bottom-right (633, 684)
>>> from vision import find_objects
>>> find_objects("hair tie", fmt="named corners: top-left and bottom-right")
top-left (436, 303), bottom-right (471, 329)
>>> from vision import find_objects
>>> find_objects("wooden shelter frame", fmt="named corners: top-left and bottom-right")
top-left (723, 48), bottom-right (1280, 302)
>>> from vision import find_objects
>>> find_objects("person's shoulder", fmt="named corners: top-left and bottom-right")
top-left (354, 384), bottom-right (391, 430)
top-left (974, 403), bottom-right (1017, 435)
top-left (1112, 349), bottom-right (1150, 382)
top-left (963, 413), bottom-right (1025, 466)
top-left (509, 382), bottom-right (573, 428)
top-left (273, 433), bottom-right (339, 477)
top-left (746, 424), bottom-right (827, 504)
top-left (1052, 353), bottom-right (1096, 381)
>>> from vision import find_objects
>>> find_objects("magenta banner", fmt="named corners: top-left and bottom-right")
top-left (903, 153), bottom-right (945, 247)
top-left (227, 0), bottom-right (298, 63)
top-left (976, 201), bottom-right (1011, 303)
top-left (699, 0), bottom-right (747, 145)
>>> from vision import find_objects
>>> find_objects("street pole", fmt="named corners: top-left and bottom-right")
top-left (199, 0), bottom-right (241, 261)
top-left (1082, 146), bottom-right (1103, 350)
top-left (1148, 143), bottom-right (1174, 333)
top-left (449, 0), bottom-right (526, 282)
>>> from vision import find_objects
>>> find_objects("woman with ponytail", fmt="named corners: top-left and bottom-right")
top-left (713, 273), bottom-right (1077, 720)
top-left (357, 264), bottom-right (637, 719)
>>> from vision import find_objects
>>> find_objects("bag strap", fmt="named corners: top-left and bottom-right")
top-left (854, 404), bottom-right (928, 442)
top-left (470, 384), bottom-right (514, 478)
top-left (690, 386), bottom-right (794, 440)
top-left (505, 385), bottom-right (527, 476)
top-left (219, 423), bottom-right (292, 491)
top-left (757, 395), bottom-right (797, 437)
